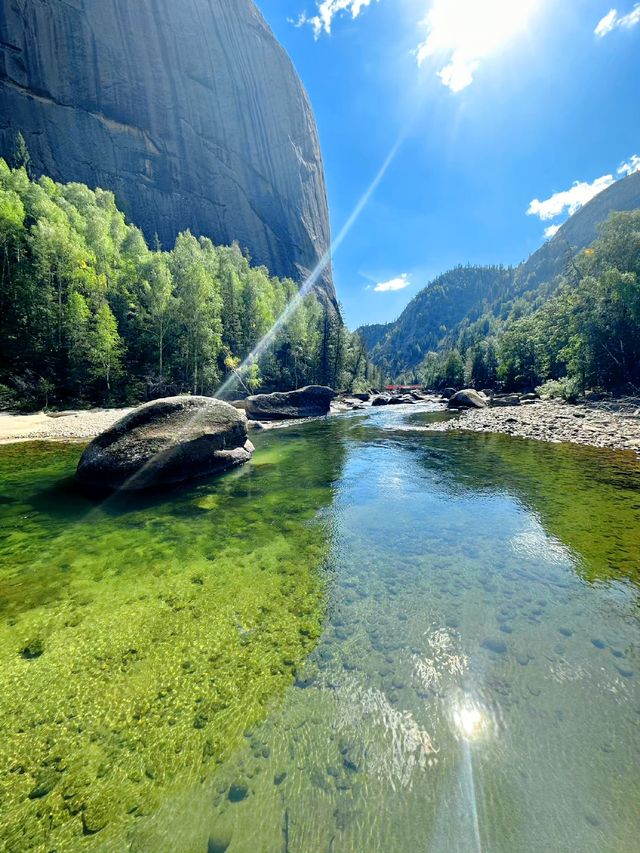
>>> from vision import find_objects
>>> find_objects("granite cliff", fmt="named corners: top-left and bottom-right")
top-left (0, 0), bottom-right (336, 303)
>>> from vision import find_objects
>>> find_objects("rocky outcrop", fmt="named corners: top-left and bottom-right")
top-left (0, 0), bottom-right (336, 304)
top-left (76, 396), bottom-right (253, 491)
top-left (244, 385), bottom-right (336, 420)
top-left (447, 389), bottom-right (488, 409)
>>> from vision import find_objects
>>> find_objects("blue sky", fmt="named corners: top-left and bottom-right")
top-left (256, 0), bottom-right (640, 328)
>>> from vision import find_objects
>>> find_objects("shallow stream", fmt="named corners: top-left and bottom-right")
top-left (1, 404), bottom-right (638, 852)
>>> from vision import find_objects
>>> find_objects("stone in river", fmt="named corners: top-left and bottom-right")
top-left (208, 827), bottom-right (233, 853)
top-left (244, 386), bottom-right (336, 420)
top-left (482, 638), bottom-right (508, 654)
top-left (76, 396), bottom-right (253, 492)
top-left (227, 782), bottom-right (249, 803)
top-left (447, 389), bottom-right (488, 409)
top-left (616, 666), bottom-right (634, 679)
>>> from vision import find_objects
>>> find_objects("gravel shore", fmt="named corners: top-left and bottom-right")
top-left (0, 408), bottom-right (132, 444)
top-left (426, 398), bottom-right (640, 455)
top-left (2, 398), bottom-right (640, 458)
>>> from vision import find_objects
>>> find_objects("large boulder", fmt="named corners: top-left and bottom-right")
top-left (447, 389), bottom-right (488, 410)
top-left (76, 397), bottom-right (254, 491)
top-left (244, 386), bottom-right (336, 420)
top-left (491, 394), bottom-right (521, 408)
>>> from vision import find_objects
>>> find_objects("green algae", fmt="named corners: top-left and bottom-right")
top-left (0, 430), bottom-right (344, 853)
top-left (2, 410), bottom-right (640, 853)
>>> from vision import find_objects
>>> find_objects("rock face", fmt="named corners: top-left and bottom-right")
top-left (0, 0), bottom-right (335, 304)
top-left (244, 386), bottom-right (336, 420)
top-left (447, 389), bottom-right (488, 410)
top-left (76, 396), bottom-right (253, 491)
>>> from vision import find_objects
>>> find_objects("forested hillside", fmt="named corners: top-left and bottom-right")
top-left (376, 212), bottom-right (640, 395)
top-left (360, 172), bottom-right (640, 396)
top-left (0, 160), bottom-right (377, 409)
top-left (358, 265), bottom-right (514, 377)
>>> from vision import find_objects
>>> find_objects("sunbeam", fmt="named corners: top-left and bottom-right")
top-left (214, 131), bottom-right (407, 400)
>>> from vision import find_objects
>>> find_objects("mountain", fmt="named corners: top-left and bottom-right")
top-left (513, 170), bottom-right (640, 296)
top-left (0, 0), bottom-right (335, 304)
top-left (358, 266), bottom-right (513, 378)
top-left (360, 171), bottom-right (640, 377)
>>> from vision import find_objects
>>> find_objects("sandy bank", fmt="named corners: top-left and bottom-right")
top-left (0, 408), bottom-right (133, 444)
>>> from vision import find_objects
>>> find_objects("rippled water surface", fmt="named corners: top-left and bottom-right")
top-left (1, 404), bottom-right (639, 853)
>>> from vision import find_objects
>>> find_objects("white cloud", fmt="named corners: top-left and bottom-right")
top-left (292, 0), bottom-right (378, 38)
top-left (595, 4), bottom-right (640, 37)
top-left (543, 224), bottom-right (561, 240)
top-left (527, 174), bottom-right (615, 221)
top-left (618, 153), bottom-right (640, 176)
top-left (595, 9), bottom-right (619, 36)
top-left (415, 0), bottom-right (540, 92)
top-left (374, 273), bottom-right (411, 292)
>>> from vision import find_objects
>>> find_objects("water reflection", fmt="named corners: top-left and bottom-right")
top-left (1, 405), bottom-right (639, 853)
top-left (127, 408), bottom-right (639, 853)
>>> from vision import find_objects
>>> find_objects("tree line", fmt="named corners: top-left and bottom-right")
top-left (409, 212), bottom-right (640, 398)
top-left (0, 151), bottom-right (381, 410)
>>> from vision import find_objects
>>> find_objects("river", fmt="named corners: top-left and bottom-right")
top-left (1, 403), bottom-right (638, 852)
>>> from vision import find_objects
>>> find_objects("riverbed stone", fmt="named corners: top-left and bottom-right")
top-left (447, 389), bottom-right (488, 409)
top-left (491, 395), bottom-right (521, 407)
top-left (76, 396), bottom-right (253, 491)
top-left (244, 386), bottom-right (336, 420)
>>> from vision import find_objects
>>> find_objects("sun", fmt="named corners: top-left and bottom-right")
top-left (417, 0), bottom-right (542, 91)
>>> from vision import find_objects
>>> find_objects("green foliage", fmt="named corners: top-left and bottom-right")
top-left (536, 377), bottom-right (582, 402)
top-left (0, 159), bottom-right (370, 407)
top-left (409, 210), bottom-right (640, 396)
top-left (11, 131), bottom-right (30, 174)
top-left (360, 265), bottom-right (513, 377)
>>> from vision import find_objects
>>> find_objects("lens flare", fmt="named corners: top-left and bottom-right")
top-left (214, 132), bottom-right (406, 400)
top-left (453, 699), bottom-right (487, 742)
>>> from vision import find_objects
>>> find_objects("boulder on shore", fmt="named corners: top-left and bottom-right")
top-left (76, 396), bottom-right (253, 491)
top-left (447, 389), bottom-right (488, 410)
top-left (441, 388), bottom-right (457, 400)
top-left (244, 386), bottom-right (336, 420)
top-left (491, 394), bottom-right (521, 408)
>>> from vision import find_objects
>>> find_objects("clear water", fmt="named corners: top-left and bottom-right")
top-left (1, 404), bottom-right (639, 853)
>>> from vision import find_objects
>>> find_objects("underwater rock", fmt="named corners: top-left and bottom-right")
top-left (21, 638), bottom-right (44, 660)
top-left (481, 637), bottom-right (508, 655)
top-left (447, 389), bottom-right (488, 410)
top-left (208, 831), bottom-right (232, 853)
top-left (76, 396), bottom-right (253, 491)
top-left (227, 782), bottom-right (249, 803)
top-left (244, 386), bottom-right (336, 420)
